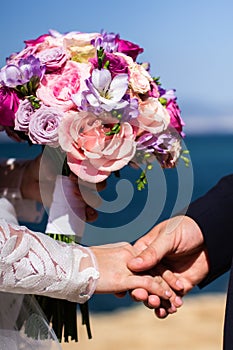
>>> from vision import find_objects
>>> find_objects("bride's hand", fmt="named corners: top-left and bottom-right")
top-left (90, 242), bottom-right (182, 312)
top-left (21, 153), bottom-right (106, 223)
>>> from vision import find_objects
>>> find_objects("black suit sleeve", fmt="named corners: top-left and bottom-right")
top-left (185, 174), bottom-right (233, 287)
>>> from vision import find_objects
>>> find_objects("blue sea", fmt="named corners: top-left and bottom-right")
top-left (1, 133), bottom-right (233, 312)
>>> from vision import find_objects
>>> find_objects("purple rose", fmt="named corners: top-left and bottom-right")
top-left (0, 86), bottom-right (19, 126)
top-left (116, 38), bottom-right (143, 61)
top-left (15, 99), bottom-right (34, 132)
top-left (90, 52), bottom-right (128, 78)
top-left (36, 47), bottom-right (68, 72)
top-left (148, 81), bottom-right (160, 98)
top-left (166, 99), bottom-right (185, 136)
top-left (28, 105), bottom-right (64, 146)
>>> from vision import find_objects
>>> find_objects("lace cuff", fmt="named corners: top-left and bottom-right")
top-left (0, 219), bottom-right (99, 304)
top-left (65, 245), bottom-right (99, 303)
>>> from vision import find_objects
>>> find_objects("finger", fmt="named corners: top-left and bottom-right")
top-left (128, 230), bottom-right (172, 272)
top-left (128, 275), bottom-right (173, 301)
top-left (114, 292), bottom-right (127, 298)
top-left (142, 295), bottom-right (161, 309)
top-left (157, 264), bottom-right (184, 292)
top-left (74, 185), bottom-right (103, 208)
top-left (130, 288), bottom-right (149, 302)
top-left (154, 298), bottom-right (177, 317)
top-left (85, 206), bottom-right (98, 222)
top-left (154, 307), bottom-right (169, 319)
top-left (148, 274), bottom-right (183, 309)
top-left (147, 295), bottom-right (162, 308)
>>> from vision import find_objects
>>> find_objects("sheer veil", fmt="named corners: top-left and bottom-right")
top-left (0, 292), bottom-right (61, 350)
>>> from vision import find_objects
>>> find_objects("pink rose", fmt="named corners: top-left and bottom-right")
top-left (137, 97), bottom-right (170, 134)
top-left (36, 61), bottom-right (91, 111)
top-left (116, 38), bottom-right (143, 61)
top-left (59, 111), bottom-right (137, 182)
top-left (0, 87), bottom-right (19, 126)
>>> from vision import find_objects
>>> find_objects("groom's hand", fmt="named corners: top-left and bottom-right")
top-left (127, 216), bottom-right (210, 318)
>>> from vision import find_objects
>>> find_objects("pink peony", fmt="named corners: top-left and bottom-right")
top-left (36, 61), bottom-right (91, 111)
top-left (59, 111), bottom-right (137, 182)
top-left (0, 87), bottom-right (19, 127)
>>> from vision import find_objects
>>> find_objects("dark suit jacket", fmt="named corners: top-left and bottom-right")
top-left (185, 174), bottom-right (233, 349)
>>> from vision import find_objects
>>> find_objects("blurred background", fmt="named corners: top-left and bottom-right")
top-left (0, 1), bottom-right (233, 347)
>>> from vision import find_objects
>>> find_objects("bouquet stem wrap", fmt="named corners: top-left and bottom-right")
top-left (39, 173), bottom-right (92, 342)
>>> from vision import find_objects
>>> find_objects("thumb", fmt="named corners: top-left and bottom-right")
top-left (128, 230), bottom-right (172, 272)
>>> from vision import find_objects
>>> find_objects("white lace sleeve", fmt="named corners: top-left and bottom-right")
top-left (0, 216), bottom-right (99, 304)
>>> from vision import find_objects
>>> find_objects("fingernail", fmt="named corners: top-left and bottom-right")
top-left (132, 257), bottom-right (143, 265)
top-left (165, 290), bottom-right (172, 298)
top-left (86, 207), bottom-right (96, 216)
top-left (175, 296), bottom-right (183, 306)
top-left (168, 304), bottom-right (177, 313)
top-left (176, 280), bottom-right (184, 289)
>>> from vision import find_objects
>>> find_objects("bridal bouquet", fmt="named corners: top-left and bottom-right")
top-left (0, 29), bottom-right (186, 190)
top-left (0, 28), bottom-right (188, 343)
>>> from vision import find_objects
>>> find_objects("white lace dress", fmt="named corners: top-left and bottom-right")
top-left (0, 198), bottom-right (99, 304)
top-left (0, 166), bottom-right (100, 349)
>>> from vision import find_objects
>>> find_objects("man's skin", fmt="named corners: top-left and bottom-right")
top-left (128, 215), bottom-right (210, 318)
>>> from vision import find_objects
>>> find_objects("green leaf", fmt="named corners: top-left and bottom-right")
top-left (158, 97), bottom-right (167, 106)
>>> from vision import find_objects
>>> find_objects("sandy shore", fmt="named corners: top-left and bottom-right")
top-left (61, 293), bottom-right (226, 350)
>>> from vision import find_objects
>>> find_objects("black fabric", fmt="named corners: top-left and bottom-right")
top-left (224, 259), bottom-right (233, 349)
top-left (185, 174), bottom-right (233, 287)
top-left (185, 174), bottom-right (233, 349)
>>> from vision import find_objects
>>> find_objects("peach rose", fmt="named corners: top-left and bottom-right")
top-left (137, 97), bottom-right (170, 135)
top-left (58, 111), bottom-right (137, 182)
top-left (63, 32), bottom-right (99, 63)
top-left (36, 61), bottom-right (91, 111)
top-left (115, 53), bottom-right (152, 94)
top-left (129, 62), bottom-right (152, 94)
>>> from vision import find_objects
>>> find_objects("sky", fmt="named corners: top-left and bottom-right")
top-left (1, 0), bottom-right (233, 134)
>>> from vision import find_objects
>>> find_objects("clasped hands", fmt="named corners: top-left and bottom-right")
top-left (22, 154), bottom-right (210, 319)
top-left (92, 215), bottom-right (210, 319)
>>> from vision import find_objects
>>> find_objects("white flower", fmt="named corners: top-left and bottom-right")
top-left (83, 68), bottom-right (129, 111)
